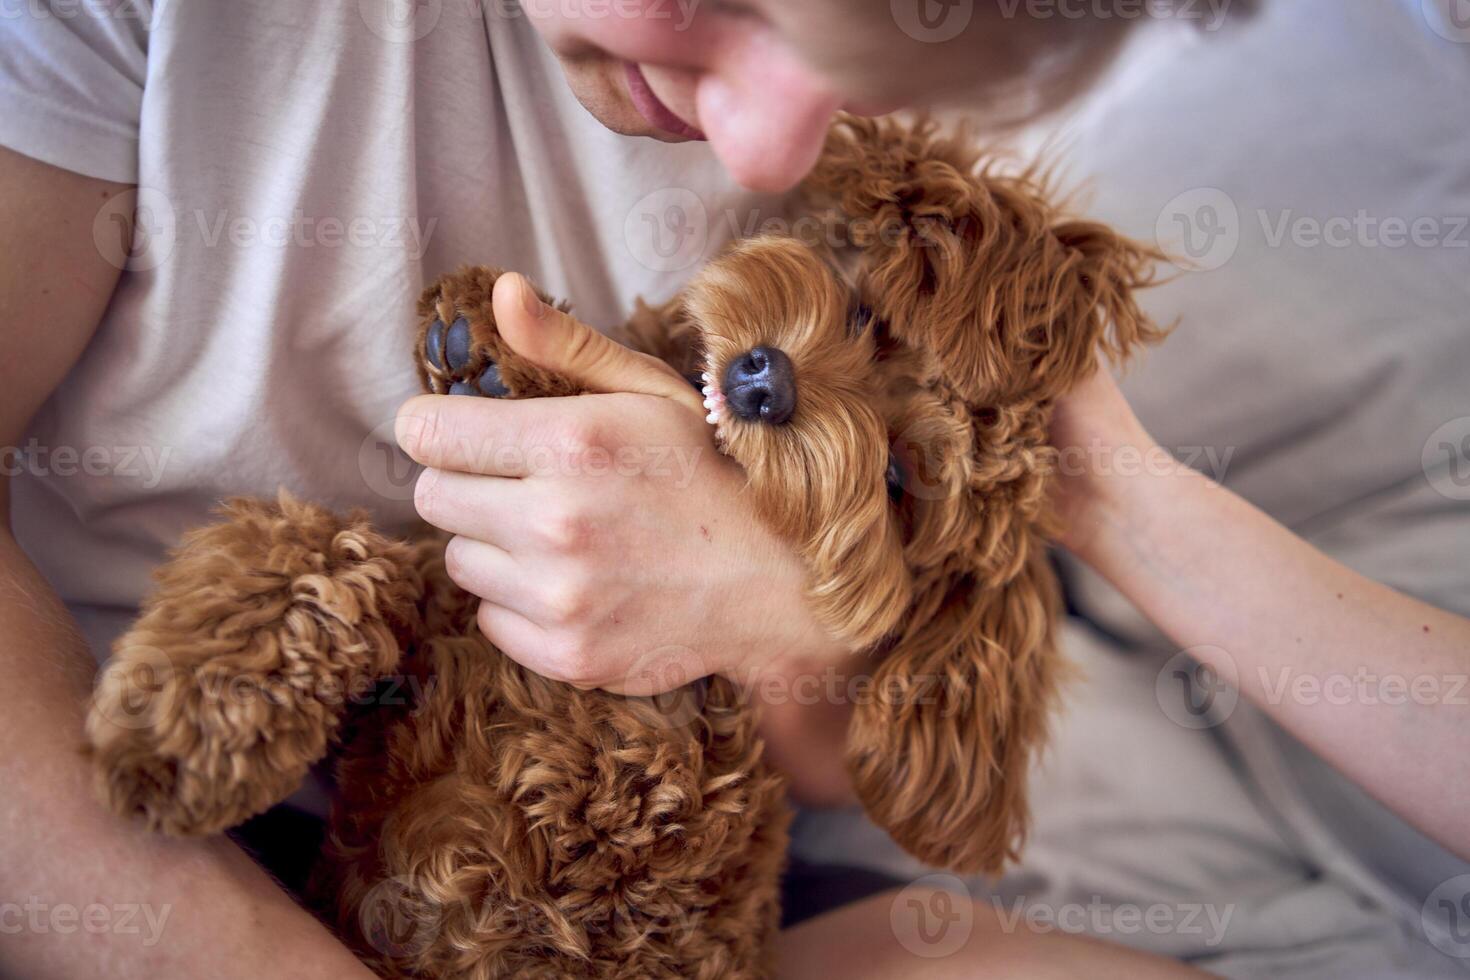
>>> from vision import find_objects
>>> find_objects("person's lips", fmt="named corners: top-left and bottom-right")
top-left (624, 62), bottom-right (706, 141)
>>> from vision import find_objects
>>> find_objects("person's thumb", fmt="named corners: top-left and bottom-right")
top-left (492, 273), bottom-right (703, 417)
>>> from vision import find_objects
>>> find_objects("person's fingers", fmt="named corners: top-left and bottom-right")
top-left (475, 600), bottom-right (545, 663)
top-left (412, 467), bottom-right (541, 546)
top-left (442, 534), bottom-right (519, 603)
top-left (475, 601), bottom-right (596, 688)
top-left (492, 273), bottom-right (705, 417)
top-left (396, 393), bottom-right (624, 476)
top-left (395, 396), bottom-right (531, 476)
top-left (446, 536), bottom-right (584, 628)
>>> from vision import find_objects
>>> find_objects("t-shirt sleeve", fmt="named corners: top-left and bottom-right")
top-left (0, 1), bottom-right (149, 183)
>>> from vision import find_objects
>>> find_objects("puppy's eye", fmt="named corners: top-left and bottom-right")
top-left (885, 451), bottom-right (905, 504)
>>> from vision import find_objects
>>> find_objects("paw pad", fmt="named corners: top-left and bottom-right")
top-left (424, 316), bottom-right (509, 398)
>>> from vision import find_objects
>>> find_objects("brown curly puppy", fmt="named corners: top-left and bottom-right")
top-left (84, 116), bottom-right (1161, 977)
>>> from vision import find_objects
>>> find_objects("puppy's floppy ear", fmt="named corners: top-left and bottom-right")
top-left (817, 115), bottom-right (1163, 872)
top-left (847, 527), bottom-right (1061, 874)
top-left (804, 114), bottom-right (1166, 401)
top-left (1038, 217), bottom-right (1169, 393)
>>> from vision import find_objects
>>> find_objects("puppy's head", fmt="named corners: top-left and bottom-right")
top-left (678, 116), bottom-right (1164, 873)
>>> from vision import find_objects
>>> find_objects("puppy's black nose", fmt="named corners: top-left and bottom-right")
top-left (723, 346), bottom-right (796, 425)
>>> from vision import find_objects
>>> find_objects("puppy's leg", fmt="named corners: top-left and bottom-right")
top-left (86, 494), bottom-right (424, 836)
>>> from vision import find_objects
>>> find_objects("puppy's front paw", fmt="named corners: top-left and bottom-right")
top-left (423, 315), bottom-right (509, 397)
top-left (415, 267), bottom-right (579, 400)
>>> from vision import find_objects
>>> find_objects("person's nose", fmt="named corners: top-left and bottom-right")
top-left (695, 40), bottom-right (842, 193)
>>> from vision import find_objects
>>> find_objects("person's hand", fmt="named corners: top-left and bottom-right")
top-left (395, 274), bottom-right (846, 696)
top-left (752, 656), bottom-right (861, 807)
top-left (1047, 365), bottom-right (1159, 560)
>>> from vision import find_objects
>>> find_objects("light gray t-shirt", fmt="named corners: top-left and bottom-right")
top-left (1, 0), bottom-right (771, 658)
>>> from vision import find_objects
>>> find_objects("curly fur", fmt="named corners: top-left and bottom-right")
top-left (800, 116), bottom-right (1165, 871)
top-left (85, 114), bottom-right (1163, 975)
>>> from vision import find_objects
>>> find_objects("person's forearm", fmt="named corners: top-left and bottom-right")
top-left (1074, 459), bottom-right (1470, 858)
top-left (0, 529), bottom-right (376, 980)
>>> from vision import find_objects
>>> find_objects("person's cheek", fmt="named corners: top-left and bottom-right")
top-left (695, 41), bottom-right (842, 193)
top-left (523, 0), bottom-right (719, 68)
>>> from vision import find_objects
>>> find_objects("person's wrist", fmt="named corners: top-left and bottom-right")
top-left (727, 609), bottom-right (848, 692)
top-left (713, 512), bottom-right (850, 681)
top-left (1057, 415), bottom-right (1159, 566)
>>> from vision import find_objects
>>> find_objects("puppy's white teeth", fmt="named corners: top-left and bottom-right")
top-left (701, 384), bottom-right (712, 397)
top-left (706, 410), bottom-right (721, 425)
top-left (703, 396), bottom-right (718, 410)
top-left (700, 371), bottom-right (712, 383)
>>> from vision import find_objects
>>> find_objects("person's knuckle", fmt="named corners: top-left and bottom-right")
top-left (413, 468), bottom-right (444, 522)
top-left (405, 403), bottom-right (447, 461)
top-left (559, 417), bottom-right (616, 460)
top-left (442, 536), bottom-right (474, 588)
top-left (540, 504), bottom-right (597, 554)
top-left (475, 600), bottom-right (501, 644)
top-left (543, 577), bottom-right (593, 625)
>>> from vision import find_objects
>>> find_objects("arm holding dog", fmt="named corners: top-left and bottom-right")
top-left (1055, 367), bottom-right (1470, 860)
top-left (0, 146), bottom-right (378, 980)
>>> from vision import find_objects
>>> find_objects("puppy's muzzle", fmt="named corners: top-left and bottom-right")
top-left (723, 346), bottom-right (796, 425)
